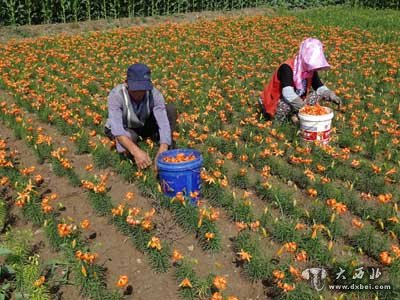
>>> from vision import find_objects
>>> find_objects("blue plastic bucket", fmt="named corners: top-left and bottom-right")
top-left (157, 149), bottom-right (203, 205)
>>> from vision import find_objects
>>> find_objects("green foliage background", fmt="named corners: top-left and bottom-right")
top-left (0, 0), bottom-right (398, 26)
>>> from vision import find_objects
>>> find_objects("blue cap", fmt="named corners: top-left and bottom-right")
top-left (127, 63), bottom-right (153, 91)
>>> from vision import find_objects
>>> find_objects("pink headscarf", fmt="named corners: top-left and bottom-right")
top-left (293, 38), bottom-right (330, 90)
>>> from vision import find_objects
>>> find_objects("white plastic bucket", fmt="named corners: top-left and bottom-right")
top-left (298, 107), bottom-right (334, 144)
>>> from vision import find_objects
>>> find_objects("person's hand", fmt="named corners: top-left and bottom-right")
top-left (322, 90), bottom-right (342, 106)
top-left (289, 97), bottom-right (305, 111)
top-left (132, 148), bottom-right (151, 169)
top-left (154, 144), bottom-right (169, 171)
top-left (329, 92), bottom-right (342, 106)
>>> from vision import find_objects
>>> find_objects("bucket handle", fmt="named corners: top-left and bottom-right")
top-left (161, 180), bottom-right (174, 193)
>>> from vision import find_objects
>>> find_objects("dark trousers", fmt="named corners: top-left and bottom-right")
top-left (132, 103), bottom-right (177, 148)
top-left (105, 104), bottom-right (177, 149)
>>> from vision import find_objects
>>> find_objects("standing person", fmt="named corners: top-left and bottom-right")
top-left (104, 63), bottom-right (177, 169)
top-left (259, 38), bottom-right (342, 122)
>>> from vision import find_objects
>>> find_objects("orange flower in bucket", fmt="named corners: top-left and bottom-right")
top-left (300, 104), bottom-right (329, 116)
top-left (163, 152), bottom-right (196, 163)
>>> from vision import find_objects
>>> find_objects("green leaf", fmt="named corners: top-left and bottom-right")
top-left (1, 265), bottom-right (15, 275)
top-left (44, 259), bottom-right (68, 266)
top-left (0, 248), bottom-right (13, 256)
top-left (14, 292), bottom-right (25, 300)
top-left (1, 282), bottom-right (10, 290)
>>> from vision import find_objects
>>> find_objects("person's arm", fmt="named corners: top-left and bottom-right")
top-left (313, 72), bottom-right (342, 106)
top-left (312, 71), bottom-right (324, 90)
top-left (115, 136), bottom-right (141, 156)
top-left (151, 89), bottom-right (171, 170)
top-left (108, 90), bottom-right (151, 168)
top-left (108, 90), bottom-right (132, 140)
top-left (277, 64), bottom-right (294, 89)
top-left (277, 64), bottom-right (304, 111)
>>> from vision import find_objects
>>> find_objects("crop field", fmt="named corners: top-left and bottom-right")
top-left (0, 6), bottom-right (399, 300)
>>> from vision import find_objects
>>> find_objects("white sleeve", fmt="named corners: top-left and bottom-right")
top-left (282, 86), bottom-right (299, 102)
top-left (316, 85), bottom-right (330, 96)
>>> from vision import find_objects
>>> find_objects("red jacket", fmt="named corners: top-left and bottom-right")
top-left (260, 57), bottom-right (312, 117)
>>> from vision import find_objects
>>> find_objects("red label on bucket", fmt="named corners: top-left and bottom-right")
top-left (302, 129), bottom-right (331, 143)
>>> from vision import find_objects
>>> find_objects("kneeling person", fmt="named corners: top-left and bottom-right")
top-left (105, 63), bottom-right (177, 169)
top-left (259, 38), bottom-right (342, 123)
